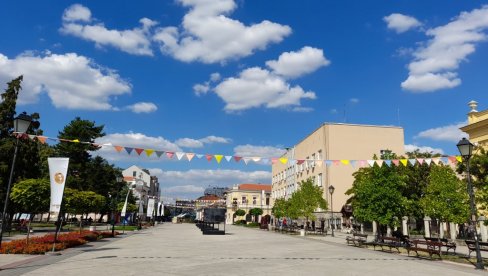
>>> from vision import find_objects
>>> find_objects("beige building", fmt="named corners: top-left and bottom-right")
top-left (460, 101), bottom-right (488, 149)
top-left (225, 184), bottom-right (272, 224)
top-left (271, 123), bottom-right (405, 228)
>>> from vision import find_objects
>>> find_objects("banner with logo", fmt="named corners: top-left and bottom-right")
top-left (156, 202), bottom-right (162, 216)
top-left (120, 190), bottom-right (131, 217)
top-left (48, 157), bottom-right (69, 213)
top-left (147, 198), bottom-right (155, 218)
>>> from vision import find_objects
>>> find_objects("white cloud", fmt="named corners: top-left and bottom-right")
top-left (213, 67), bottom-right (316, 112)
top-left (292, 107), bottom-right (313, 112)
top-left (152, 0), bottom-right (291, 63)
top-left (193, 83), bottom-right (210, 95)
top-left (95, 132), bottom-right (182, 161)
top-left (126, 102), bottom-right (158, 113)
top-left (0, 52), bottom-right (131, 110)
top-left (176, 135), bottom-right (231, 148)
top-left (383, 13), bottom-right (422, 33)
top-left (234, 144), bottom-right (286, 158)
top-left (349, 98), bottom-right (359, 104)
top-left (210, 73), bottom-right (221, 82)
top-left (414, 122), bottom-right (467, 142)
top-left (265, 46), bottom-right (330, 78)
top-left (60, 4), bottom-right (155, 56)
top-left (149, 168), bottom-right (271, 198)
top-left (405, 144), bottom-right (444, 154)
top-left (401, 5), bottom-right (488, 92)
top-left (62, 4), bottom-right (91, 22)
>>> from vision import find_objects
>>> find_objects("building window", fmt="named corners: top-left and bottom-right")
top-left (318, 150), bottom-right (322, 160)
top-left (133, 171), bottom-right (136, 177)
top-left (266, 197), bottom-right (270, 205)
top-left (242, 197), bottom-right (247, 204)
top-left (253, 196), bottom-right (257, 205)
top-left (318, 173), bottom-right (323, 187)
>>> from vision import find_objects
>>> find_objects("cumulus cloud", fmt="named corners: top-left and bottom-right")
top-left (60, 4), bottom-right (156, 56)
top-left (383, 13), bottom-right (422, 33)
top-left (152, 0), bottom-right (291, 63)
top-left (176, 135), bottom-right (231, 148)
top-left (95, 132), bottom-right (182, 161)
top-left (234, 144), bottom-right (286, 158)
top-left (414, 122), bottom-right (467, 142)
top-left (0, 52), bottom-right (131, 110)
top-left (126, 102), bottom-right (158, 113)
top-left (265, 46), bottom-right (330, 78)
top-left (405, 144), bottom-right (444, 155)
top-left (401, 5), bottom-right (488, 92)
top-left (149, 168), bottom-right (271, 198)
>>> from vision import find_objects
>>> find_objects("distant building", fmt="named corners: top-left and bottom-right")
top-left (122, 165), bottom-right (161, 221)
top-left (272, 123), bottom-right (404, 230)
top-left (460, 101), bottom-right (488, 149)
top-left (204, 187), bottom-right (228, 198)
top-left (224, 184), bottom-right (272, 224)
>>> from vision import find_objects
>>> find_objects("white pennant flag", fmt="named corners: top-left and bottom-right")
top-left (425, 159), bottom-right (432, 166)
top-left (48, 158), bottom-right (70, 213)
top-left (252, 157), bottom-right (261, 163)
top-left (243, 157), bottom-right (250, 165)
top-left (225, 156), bottom-right (232, 162)
top-left (367, 160), bottom-right (375, 167)
top-left (176, 152), bottom-right (185, 160)
top-left (120, 189), bottom-right (131, 217)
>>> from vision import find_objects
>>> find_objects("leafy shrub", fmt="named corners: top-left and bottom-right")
top-left (245, 222), bottom-right (260, 228)
top-left (233, 220), bottom-right (247, 225)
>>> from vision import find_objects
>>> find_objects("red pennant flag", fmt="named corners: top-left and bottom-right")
top-left (166, 152), bottom-right (174, 159)
top-left (135, 148), bottom-right (144, 155)
top-left (206, 154), bottom-right (213, 161)
top-left (333, 160), bottom-right (340, 166)
top-left (114, 146), bottom-right (123, 152)
top-left (296, 160), bottom-right (305, 165)
top-left (392, 160), bottom-right (400, 166)
top-left (234, 156), bottom-right (242, 162)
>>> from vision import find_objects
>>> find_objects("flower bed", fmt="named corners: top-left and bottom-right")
top-left (0, 230), bottom-right (119, 254)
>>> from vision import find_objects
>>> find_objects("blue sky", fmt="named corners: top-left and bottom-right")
top-left (1, 1), bottom-right (487, 201)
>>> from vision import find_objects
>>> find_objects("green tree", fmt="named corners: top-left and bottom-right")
top-left (420, 165), bottom-right (469, 236)
top-left (288, 179), bottom-right (327, 226)
top-left (272, 198), bottom-right (289, 219)
top-left (346, 156), bottom-right (408, 233)
top-left (249, 208), bottom-right (263, 222)
top-left (234, 209), bottom-right (246, 217)
top-left (458, 147), bottom-right (488, 216)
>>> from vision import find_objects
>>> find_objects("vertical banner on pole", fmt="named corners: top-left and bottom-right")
top-left (157, 202), bottom-right (162, 217)
top-left (147, 198), bottom-right (155, 218)
top-left (120, 190), bottom-right (130, 217)
top-left (48, 158), bottom-right (69, 214)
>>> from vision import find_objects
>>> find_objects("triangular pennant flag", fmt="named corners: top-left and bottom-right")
top-left (384, 160), bottom-right (392, 167)
top-left (316, 160), bottom-right (323, 167)
top-left (417, 158), bottom-right (424, 165)
top-left (456, 156), bottom-right (462, 162)
top-left (400, 159), bottom-right (408, 166)
top-left (333, 160), bottom-right (340, 166)
top-left (28, 134), bottom-right (36, 140)
top-left (376, 160), bottom-right (384, 166)
top-left (186, 153), bottom-right (195, 161)
top-left (125, 147), bottom-right (134, 154)
top-left (196, 154), bottom-right (204, 159)
top-left (392, 160), bottom-right (399, 166)
top-left (145, 149), bottom-right (155, 157)
top-left (243, 157), bottom-right (251, 165)
top-left (37, 136), bottom-right (47, 144)
top-left (358, 160), bottom-right (366, 167)
top-left (225, 156), bottom-right (232, 162)
top-left (340, 160), bottom-right (349, 165)
top-left (261, 158), bottom-right (269, 164)
top-left (440, 157), bottom-right (449, 164)
top-left (176, 152), bottom-right (185, 160)
top-left (425, 159), bottom-right (432, 166)
top-left (155, 151), bottom-right (164, 158)
top-left (448, 156), bottom-right (457, 164)
top-left (252, 157), bottom-right (261, 163)
top-left (325, 160), bottom-right (333, 166)
top-left (72, 139), bottom-right (80, 143)
top-left (234, 156), bottom-right (242, 162)
top-left (408, 159), bottom-right (416, 166)
top-left (215, 155), bottom-right (223, 163)
top-left (114, 146), bottom-right (124, 152)
top-left (296, 160), bottom-right (305, 165)
top-left (135, 148), bottom-right (144, 155)
top-left (206, 154), bottom-right (213, 161)
top-left (166, 152), bottom-right (174, 159)
top-left (271, 158), bottom-right (279, 164)
top-left (432, 157), bottom-right (441, 165)
top-left (279, 158), bottom-right (288, 164)
top-left (350, 160), bottom-right (356, 168)
top-left (367, 160), bottom-right (375, 167)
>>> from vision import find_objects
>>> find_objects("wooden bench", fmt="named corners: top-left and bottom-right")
top-left (425, 237), bottom-right (456, 254)
top-left (371, 236), bottom-right (404, 252)
top-left (407, 239), bottom-right (442, 258)
top-left (465, 240), bottom-right (488, 257)
top-left (346, 233), bottom-right (368, 246)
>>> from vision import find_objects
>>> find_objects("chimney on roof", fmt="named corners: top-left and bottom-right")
top-left (468, 100), bottom-right (478, 113)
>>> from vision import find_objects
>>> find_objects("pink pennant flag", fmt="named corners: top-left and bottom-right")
top-left (333, 160), bottom-right (340, 166)
top-left (114, 146), bottom-right (124, 152)
top-left (392, 160), bottom-right (400, 166)
top-left (135, 148), bottom-right (144, 155)
top-left (186, 153), bottom-right (195, 161)
top-left (166, 152), bottom-right (174, 159)
top-left (417, 158), bottom-right (424, 165)
top-left (448, 156), bottom-right (457, 164)
top-left (206, 154), bottom-right (213, 161)
top-left (271, 158), bottom-right (279, 164)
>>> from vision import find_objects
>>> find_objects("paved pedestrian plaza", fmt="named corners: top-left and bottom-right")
top-left (0, 223), bottom-right (486, 275)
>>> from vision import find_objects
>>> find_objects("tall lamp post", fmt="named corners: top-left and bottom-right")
top-left (328, 185), bottom-right (335, 237)
top-left (0, 113), bottom-right (33, 248)
top-left (457, 137), bottom-right (484, 270)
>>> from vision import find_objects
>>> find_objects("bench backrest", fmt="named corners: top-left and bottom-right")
top-left (353, 233), bottom-right (367, 238)
top-left (413, 239), bottom-right (442, 248)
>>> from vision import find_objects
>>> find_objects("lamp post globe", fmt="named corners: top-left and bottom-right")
top-left (457, 137), bottom-right (484, 270)
top-left (328, 185), bottom-right (335, 237)
top-left (0, 113), bottom-right (33, 248)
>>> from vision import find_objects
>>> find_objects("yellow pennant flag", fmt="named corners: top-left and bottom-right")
top-left (456, 156), bottom-right (462, 162)
top-left (72, 139), bottom-right (80, 143)
top-left (279, 158), bottom-right (288, 164)
top-left (215, 155), bottom-right (223, 163)
top-left (400, 159), bottom-right (408, 166)
top-left (145, 149), bottom-right (155, 157)
top-left (340, 160), bottom-right (349, 165)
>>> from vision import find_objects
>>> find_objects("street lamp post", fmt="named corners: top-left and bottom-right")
top-left (0, 113), bottom-right (33, 248)
top-left (457, 137), bottom-right (484, 270)
top-left (328, 185), bottom-right (335, 237)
